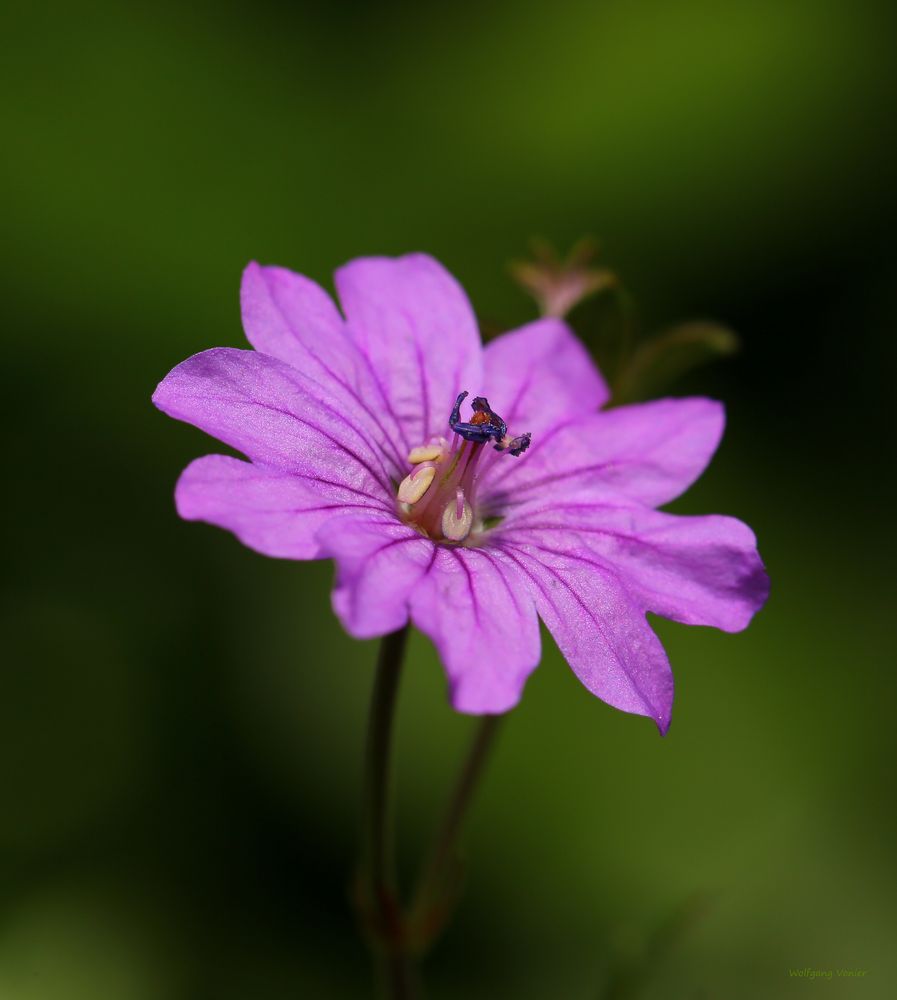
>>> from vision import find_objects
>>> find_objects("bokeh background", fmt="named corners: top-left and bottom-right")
top-left (3, 1), bottom-right (896, 997)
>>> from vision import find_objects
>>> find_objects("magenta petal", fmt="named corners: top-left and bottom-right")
top-left (495, 538), bottom-right (674, 733)
top-left (488, 397), bottom-right (724, 508)
top-left (319, 513), bottom-right (541, 713)
top-left (408, 546), bottom-right (541, 714)
top-left (241, 264), bottom-right (409, 466)
top-left (152, 348), bottom-right (396, 503)
top-left (175, 454), bottom-right (377, 559)
top-left (241, 262), bottom-right (348, 373)
top-left (334, 254), bottom-right (484, 445)
top-left (483, 317), bottom-right (610, 435)
top-left (319, 512), bottom-right (435, 638)
top-left (601, 510), bottom-right (770, 631)
top-left (499, 499), bottom-right (768, 633)
top-left (584, 398), bottom-right (725, 505)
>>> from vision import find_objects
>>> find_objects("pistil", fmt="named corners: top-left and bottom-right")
top-left (397, 392), bottom-right (530, 543)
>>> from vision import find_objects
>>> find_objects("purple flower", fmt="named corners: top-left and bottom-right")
top-left (153, 254), bottom-right (768, 732)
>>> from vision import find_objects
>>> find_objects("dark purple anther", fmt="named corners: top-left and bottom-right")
top-left (497, 432), bottom-right (531, 456)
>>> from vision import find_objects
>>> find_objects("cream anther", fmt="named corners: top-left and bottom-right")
top-left (397, 465), bottom-right (436, 504)
top-left (441, 488), bottom-right (473, 542)
top-left (407, 444), bottom-right (443, 464)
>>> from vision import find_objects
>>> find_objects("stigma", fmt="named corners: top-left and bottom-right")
top-left (396, 392), bottom-right (530, 543)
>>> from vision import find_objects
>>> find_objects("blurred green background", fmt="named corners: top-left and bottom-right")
top-left (3, 0), bottom-right (896, 997)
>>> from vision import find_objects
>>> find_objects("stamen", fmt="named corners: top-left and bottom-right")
top-left (495, 432), bottom-right (532, 456)
top-left (408, 443), bottom-right (443, 464)
top-left (397, 390), bottom-right (531, 543)
top-left (441, 488), bottom-right (473, 542)
top-left (397, 463), bottom-right (436, 504)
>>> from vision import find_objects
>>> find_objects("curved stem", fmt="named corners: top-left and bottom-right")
top-left (362, 625), bottom-right (409, 891)
top-left (408, 714), bottom-right (504, 947)
top-left (358, 624), bottom-right (415, 998)
top-left (356, 631), bottom-right (507, 991)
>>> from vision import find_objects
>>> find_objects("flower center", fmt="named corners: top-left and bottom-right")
top-left (397, 391), bottom-right (531, 543)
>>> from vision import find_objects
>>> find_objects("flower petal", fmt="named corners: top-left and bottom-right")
top-left (334, 254), bottom-right (484, 445)
top-left (494, 537), bottom-right (674, 733)
top-left (152, 348), bottom-right (396, 504)
top-left (175, 454), bottom-right (377, 559)
top-left (319, 511), bottom-right (436, 638)
top-left (319, 513), bottom-right (541, 713)
top-left (498, 498), bottom-right (769, 632)
top-left (483, 317), bottom-right (610, 436)
top-left (408, 546), bottom-right (541, 714)
top-left (486, 397), bottom-right (724, 509)
top-left (240, 263), bottom-right (409, 470)
top-left (241, 262), bottom-right (348, 372)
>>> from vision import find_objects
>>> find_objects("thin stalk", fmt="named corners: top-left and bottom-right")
top-left (408, 714), bottom-right (504, 949)
top-left (358, 624), bottom-right (416, 998)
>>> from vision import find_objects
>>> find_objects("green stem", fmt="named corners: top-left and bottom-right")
top-left (358, 624), bottom-right (416, 999)
top-left (408, 714), bottom-right (504, 948)
top-left (356, 631), bottom-right (506, 990)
